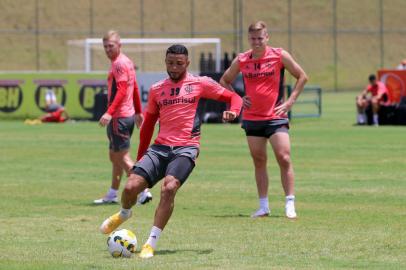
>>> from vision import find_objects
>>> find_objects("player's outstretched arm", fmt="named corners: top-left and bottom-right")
top-left (136, 112), bottom-right (158, 161)
top-left (133, 81), bottom-right (144, 128)
top-left (133, 81), bottom-right (142, 114)
top-left (99, 81), bottom-right (129, 127)
top-left (216, 90), bottom-right (243, 122)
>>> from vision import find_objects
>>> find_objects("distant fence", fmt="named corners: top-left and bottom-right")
top-left (1, 0), bottom-right (406, 91)
top-left (287, 85), bottom-right (322, 119)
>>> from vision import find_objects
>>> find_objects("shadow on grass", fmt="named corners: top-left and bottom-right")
top-left (212, 213), bottom-right (285, 218)
top-left (155, 248), bottom-right (213, 256)
top-left (88, 202), bottom-right (119, 207)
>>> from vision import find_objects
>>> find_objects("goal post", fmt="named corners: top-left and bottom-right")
top-left (71, 38), bottom-right (221, 73)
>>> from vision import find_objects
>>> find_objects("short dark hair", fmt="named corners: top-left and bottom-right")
top-left (368, 74), bottom-right (376, 82)
top-left (166, 44), bottom-right (188, 56)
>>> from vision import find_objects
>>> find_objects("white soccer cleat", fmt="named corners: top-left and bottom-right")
top-left (285, 200), bottom-right (297, 219)
top-left (136, 190), bottom-right (152, 205)
top-left (251, 208), bottom-right (270, 218)
top-left (93, 196), bottom-right (119, 205)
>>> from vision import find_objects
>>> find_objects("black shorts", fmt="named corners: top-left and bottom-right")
top-left (242, 119), bottom-right (289, 138)
top-left (107, 115), bottom-right (135, 152)
top-left (132, 144), bottom-right (199, 188)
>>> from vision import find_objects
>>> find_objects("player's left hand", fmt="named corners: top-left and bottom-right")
top-left (274, 101), bottom-right (293, 116)
top-left (99, 113), bottom-right (112, 127)
top-left (222, 111), bottom-right (237, 122)
top-left (135, 113), bottom-right (144, 129)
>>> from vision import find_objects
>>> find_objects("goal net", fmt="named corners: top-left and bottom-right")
top-left (67, 38), bottom-right (221, 73)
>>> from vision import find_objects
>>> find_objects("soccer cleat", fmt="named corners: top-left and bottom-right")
top-left (24, 119), bottom-right (42, 125)
top-left (285, 201), bottom-right (297, 219)
top-left (136, 190), bottom-right (153, 205)
top-left (251, 208), bottom-right (270, 218)
top-left (99, 211), bottom-right (131, 234)
top-left (138, 244), bottom-right (154, 259)
top-left (93, 196), bottom-right (119, 205)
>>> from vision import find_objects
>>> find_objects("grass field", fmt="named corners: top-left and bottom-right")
top-left (1, 91), bottom-right (406, 269)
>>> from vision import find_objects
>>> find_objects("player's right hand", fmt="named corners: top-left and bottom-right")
top-left (243, 96), bottom-right (251, 109)
top-left (135, 113), bottom-right (144, 129)
top-left (99, 113), bottom-right (112, 127)
top-left (222, 111), bottom-right (237, 122)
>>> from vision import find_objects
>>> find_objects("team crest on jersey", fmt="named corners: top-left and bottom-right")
top-left (184, 85), bottom-right (194, 94)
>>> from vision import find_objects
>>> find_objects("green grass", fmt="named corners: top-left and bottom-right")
top-left (1, 91), bottom-right (406, 269)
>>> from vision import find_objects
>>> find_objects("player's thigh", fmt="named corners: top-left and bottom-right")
top-left (247, 136), bottom-right (268, 160)
top-left (269, 131), bottom-right (291, 158)
top-left (133, 146), bottom-right (168, 188)
top-left (165, 156), bottom-right (196, 186)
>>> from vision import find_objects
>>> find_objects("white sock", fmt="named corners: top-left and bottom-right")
top-left (146, 226), bottom-right (162, 249)
top-left (357, 114), bottom-right (365, 124)
top-left (286, 195), bottom-right (295, 205)
top-left (373, 114), bottom-right (379, 125)
top-left (119, 208), bottom-right (132, 219)
top-left (259, 197), bottom-right (269, 210)
top-left (107, 188), bottom-right (118, 198)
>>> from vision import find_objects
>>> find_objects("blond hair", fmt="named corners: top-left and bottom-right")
top-left (103, 30), bottom-right (120, 42)
top-left (248, 21), bottom-right (267, 33)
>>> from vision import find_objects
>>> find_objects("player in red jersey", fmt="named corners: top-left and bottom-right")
top-left (99, 44), bottom-right (243, 258)
top-left (356, 74), bottom-right (389, 126)
top-left (94, 30), bottom-right (152, 206)
top-left (220, 21), bottom-right (308, 219)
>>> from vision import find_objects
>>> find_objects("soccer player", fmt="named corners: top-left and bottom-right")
top-left (94, 30), bottom-right (152, 206)
top-left (220, 21), bottom-right (308, 219)
top-left (356, 74), bottom-right (389, 126)
top-left (99, 44), bottom-right (243, 259)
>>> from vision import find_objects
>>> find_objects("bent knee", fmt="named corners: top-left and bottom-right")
top-left (275, 153), bottom-right (291, 167)
top-left (161, 176), bottom-right (180, 194)
top-left (124, 174), bottom-right (147, 192)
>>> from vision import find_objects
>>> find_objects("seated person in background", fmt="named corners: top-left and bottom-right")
top-left (356, 74), bottom-right (388, 126)
top-left (40, 107), bottom-right (69, 123)
top-left (396, 59), bottom-right (406, 70)
top-left (24, 88), bottom-right (69, 124)
top-left (41, 88), bottom-right (69, 122)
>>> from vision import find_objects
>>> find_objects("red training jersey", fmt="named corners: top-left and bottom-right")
top-left (145, 73), bottom-right (228, 147)
top-left (367, 81), bottom-right (388, 97)
top-left (107, 53), bottom-right (138, 118)
top-left (238, 46), bottom-right (287, 121)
